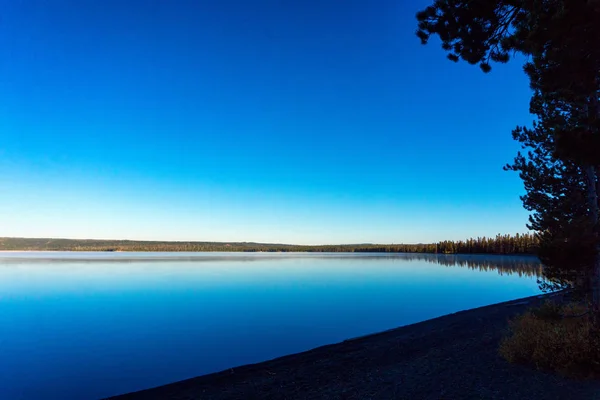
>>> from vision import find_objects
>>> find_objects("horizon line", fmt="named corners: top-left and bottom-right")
top-left (0, 233), bottom-right (534, 248)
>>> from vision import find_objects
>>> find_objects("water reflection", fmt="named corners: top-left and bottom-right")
top-left (0, 251), bottom-right (543, 280)
top-left (399, 253), bottom-right (543, 278)
top-left (0, 252), bottom-right (542, 400)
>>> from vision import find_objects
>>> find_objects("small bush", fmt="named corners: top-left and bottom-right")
top-left (499, 301), bottom-right (600, 377)
top-left (530, 300), bottom-right (564, 320)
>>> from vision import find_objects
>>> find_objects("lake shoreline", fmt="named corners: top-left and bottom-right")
top-left (0, 250), bottom-right (539, 255)
top-left (109, 291), bottom-right (600, 400)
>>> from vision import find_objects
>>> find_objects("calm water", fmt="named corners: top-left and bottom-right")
top-left (0, 252), bottom-right (542, 400)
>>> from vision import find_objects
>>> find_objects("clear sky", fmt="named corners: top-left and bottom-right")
top-left (0, 0), bottom-right (534, 245)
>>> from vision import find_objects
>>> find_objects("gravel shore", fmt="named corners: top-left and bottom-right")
top-left (110, 293), bottom-right (600, 400)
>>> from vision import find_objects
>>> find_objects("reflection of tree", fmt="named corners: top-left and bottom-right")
top-left (402, 253), bottom-right (544, 278)
top-left (0, 251), bottom-right (544, 280)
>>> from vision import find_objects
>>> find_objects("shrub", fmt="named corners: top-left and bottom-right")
top-left (499, 301), bottom-right (600, 377)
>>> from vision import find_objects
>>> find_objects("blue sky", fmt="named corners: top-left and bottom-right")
top-left (0, 0), bottom-right (533, 245)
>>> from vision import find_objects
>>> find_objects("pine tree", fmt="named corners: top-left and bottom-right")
top-left (417, 0), bottom-right (600, 315)
top-left (505, 87), bottom-right (593, 293)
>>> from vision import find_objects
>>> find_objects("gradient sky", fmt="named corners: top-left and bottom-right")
top-left (0, 0), bottom-right (534, 245)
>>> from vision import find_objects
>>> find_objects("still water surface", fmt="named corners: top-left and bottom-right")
top-left (0, 252), bottom-right (542, 399)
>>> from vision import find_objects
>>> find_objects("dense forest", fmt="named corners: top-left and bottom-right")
top-left (0, 233), bottom-right (538, 255)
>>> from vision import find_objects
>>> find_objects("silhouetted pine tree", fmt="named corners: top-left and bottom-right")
top-left (416, 0), bottom-right (600, 314)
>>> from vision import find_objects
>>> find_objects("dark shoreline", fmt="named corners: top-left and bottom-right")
top-left (108, 292), bottom-right (600, 400)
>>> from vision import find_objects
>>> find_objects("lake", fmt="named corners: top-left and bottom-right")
top-left (0, 252), bottom-right (543, 400)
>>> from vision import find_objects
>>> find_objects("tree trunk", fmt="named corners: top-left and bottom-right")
top-left (586, 166), bottom-right (600, 322)
top-left (589, 88), bottom-right (600, 324)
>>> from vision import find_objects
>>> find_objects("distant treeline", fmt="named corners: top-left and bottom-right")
top-left (0, 233), bottom-right (538, 255)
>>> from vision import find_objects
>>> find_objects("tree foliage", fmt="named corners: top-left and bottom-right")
top-left (417, 1), bottom-right (600, 305)
top-left (416, 0), bottom-right (600, 76)
top-left (505, 88), bottom-right (596, 292)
